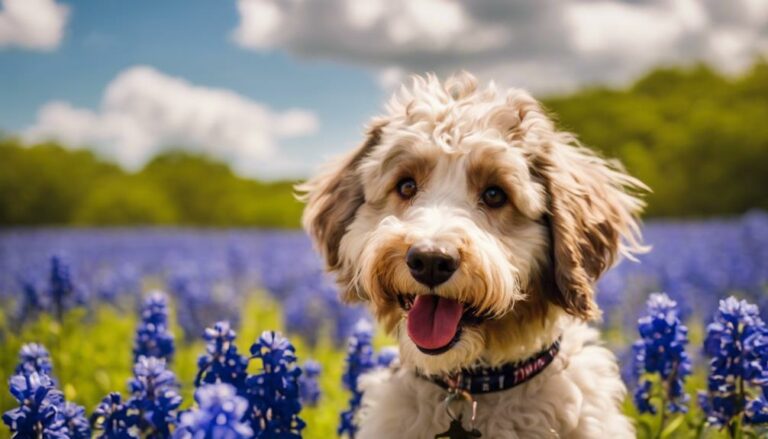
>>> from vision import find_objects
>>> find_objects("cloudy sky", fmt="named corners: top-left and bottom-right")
top-left (2, 0), bottom-right (767, 179)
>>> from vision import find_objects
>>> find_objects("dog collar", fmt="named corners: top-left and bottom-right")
top-left (425, 337), bottom-right (562, 394)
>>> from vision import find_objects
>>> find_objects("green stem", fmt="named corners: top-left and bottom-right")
top-left (656, 404), bottom-right (668, 439)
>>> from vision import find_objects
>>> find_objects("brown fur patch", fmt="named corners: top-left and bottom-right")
top-left (531, 138), bottom-right (646, 320)
top-left (297, 121), bottom-right (386, 302)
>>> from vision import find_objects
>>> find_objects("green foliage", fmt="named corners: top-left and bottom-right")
top-left (0, 143), bottom-right (302, 227)
top-left (73, 176), bottom-right (179, 225)
top-left (0, 141), bottom-right (121, 225)
top-left (140, 152), bottom-right (302, 227)
top-left (544, 61), bottom-right (768, 217)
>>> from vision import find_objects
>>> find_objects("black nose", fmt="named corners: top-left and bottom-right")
top-left (406, 245), bottom-right (459, 288)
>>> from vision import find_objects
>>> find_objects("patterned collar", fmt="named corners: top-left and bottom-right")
top-left (424, 337), bottom-right (562, 394)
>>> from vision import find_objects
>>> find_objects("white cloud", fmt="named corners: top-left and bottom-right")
top-left (231, 0), bottom-right (768, 93)
top-left (0, 0), bottom-right (69, 50)
top-left (231, 0), bottom-right (284, 50)
top-left (566, 2), bottom-right (688, 56)
top-left (23, 66), bottom-right (319, 177)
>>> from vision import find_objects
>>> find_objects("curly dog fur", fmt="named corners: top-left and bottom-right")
top-left (299, 72), bottom-right (646, 438)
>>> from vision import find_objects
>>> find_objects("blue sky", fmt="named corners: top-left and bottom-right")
top-left (0, 0), bottom-right (388, 178)
top-left (1, 0), bottom-right (766, 178)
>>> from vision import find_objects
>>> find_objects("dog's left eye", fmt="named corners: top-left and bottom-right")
top-left (481, 186), bottom-right (507, 208)
top-left (396, 177), bottom-right (418, 199)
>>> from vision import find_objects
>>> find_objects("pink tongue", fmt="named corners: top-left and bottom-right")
top-left (407, 295), bottom-right (463, 350)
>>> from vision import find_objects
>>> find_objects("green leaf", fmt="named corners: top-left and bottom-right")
top-left (660, 415), bottom-right (685, 439)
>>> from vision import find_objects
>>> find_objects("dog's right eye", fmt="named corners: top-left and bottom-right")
top-left (396, 178), bottom-right (418, 199)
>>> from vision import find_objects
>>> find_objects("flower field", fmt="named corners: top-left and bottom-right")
top-left (1, 211), bottom-right (767, 438)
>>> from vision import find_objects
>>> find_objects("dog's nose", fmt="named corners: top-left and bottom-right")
top-left (406, 245), bottom-right (459, 288)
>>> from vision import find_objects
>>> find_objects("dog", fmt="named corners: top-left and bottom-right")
top-left (299, 72), bottom-right (646, 438)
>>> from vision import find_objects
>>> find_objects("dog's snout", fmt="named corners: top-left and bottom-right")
top-left (406, 245), bottom-right (459, 288)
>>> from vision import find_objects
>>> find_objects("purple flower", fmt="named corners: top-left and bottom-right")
top-left (700, 297), bottom-right (768, 427)
top-left (298, 360), bottom-right (322, 407)
top-left (745, 389), bottom-right (768, 424)
top-left (339, 320), bottom-right (376, 437)
top-left (15, 343), bottom-right (54, 376)
top-left (195, 321), bottom-right (248, 389)
top-left (632, 293), bottom-right (692, 414)
top-left (49, 255), bottom-right (75, 319)
top-left (127, 356), bottom-right (182, 438)
top-left (61, 402), bottom-right (91, 439)
top-left (245, 331), bottom-right (305, 438)
top-left (2, 372), bottom-right (68, 439)
top-left (376, 346), bottom-right (399, 368)
top-left (133, 291), bottom-right (176, 362)
top-left (91, 393), bottom-right (140, 439)
top-left (174, 384), bottom-right (253, 439)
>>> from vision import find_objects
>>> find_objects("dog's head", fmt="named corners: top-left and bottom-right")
top-left (299, 73), bottom-right (646, 374)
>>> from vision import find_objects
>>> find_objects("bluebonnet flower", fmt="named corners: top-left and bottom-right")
top-left (128, 356), bottom-right (183, 438)
top-left (245, 330), bottom-right (305, 438)
top-left (15, 343), bottom-right (54, 376)
top-left (174, 384), bottom-right (253, 439)
top-left (134, 291), bottom-right (176, 362)
top-left (2, 372), bottom-right (67, 438)
top-left (49, 255), bottom-right (74, 319)
top-left (16, 273), bottom-right (47, 324)
top-left (61, 402), bottom-right (91, 439)
top-left (745, 390), bottom-right (768, 424)
top-left (195, 321), bottom-right (248, 389)
top-left (632, 293), bottom-right (692, 414)
top-left (91, 392), bottom-right (140, 439)
top-left (298, 360), bottom-right (322, 407)
top-left (700, 297), bottom-right (768, 427)
top-left (227, 244), bottom-right (249, 288)
top-left (339, 319), bottom-right (376, 438)
top-left (376, 346), bottom-right (399, 368)
top-left (634, 380), bottom-right (655, 414)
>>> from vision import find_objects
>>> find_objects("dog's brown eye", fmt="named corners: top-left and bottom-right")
top-left (396, 178), bottom-right (418, 199)
top-left (482, 186), bottom-right (507, 208)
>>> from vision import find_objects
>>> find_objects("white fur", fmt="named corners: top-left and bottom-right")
top-left (299, 72), bottom-right (645, 438)
top-left (356, 323), bottom-right (634, 438)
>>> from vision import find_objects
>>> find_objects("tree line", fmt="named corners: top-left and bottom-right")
top-left (1, 61), bottom-right (767, 226)
top-left (0, 142), bottom-right (303, 227)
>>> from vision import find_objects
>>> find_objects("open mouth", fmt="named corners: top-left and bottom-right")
top-left (398, 294), bottom-right (487, 355)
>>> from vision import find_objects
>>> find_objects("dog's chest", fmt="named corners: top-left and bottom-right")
top-left (356, 368), bottom-right (579, 439)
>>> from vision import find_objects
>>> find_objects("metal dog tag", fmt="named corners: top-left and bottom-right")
top-left (434, 418), bottom-right (482, 439)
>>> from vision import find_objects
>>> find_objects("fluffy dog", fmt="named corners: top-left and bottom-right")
top-left (299, 72), bottom-right (646, 438)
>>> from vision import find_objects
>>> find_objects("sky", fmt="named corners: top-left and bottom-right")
top-left (1, 0), bottom-right (767, 179)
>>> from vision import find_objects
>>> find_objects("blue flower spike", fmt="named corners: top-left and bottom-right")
top-left (91, 392), bottom-right (140, 439)
top-left (195, 321), bottom-right (248, 389)
top-left (133, 291), bottom-right (176, 363)
top-left (339, 319), bottom-right (376, 438)
top-left (632, 293), bottom-right (692, 416)
top-left (174, 383), bottom-right (253, 439)
top-left (15, 342), bottom-right (54, 376)
top-left (128, 356), bottom-right (183, 438)
top-left (299, 360), bottom-right (322, 407)
top-left (246, 330), bottom-right (305, 438)
top-left (700, 296), bottom-right (768, 432)
top-left (2, 372), bottom-right (68, 439)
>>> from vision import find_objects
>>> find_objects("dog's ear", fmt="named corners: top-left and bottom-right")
top-left (532, 134), bottom-right (647, 320)
top-left (297, 120), bottom-right (386, 302)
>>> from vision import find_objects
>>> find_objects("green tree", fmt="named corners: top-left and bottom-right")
top-left (72, 176), bottom-right (179, 225)
top-left (544, 61), bottom-right (768, 217)
top-left (0, 141), bottom-right (122, 225)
